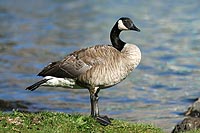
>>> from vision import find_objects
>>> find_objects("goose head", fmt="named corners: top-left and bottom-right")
top-left (110, 17), bottom-right (140, 51)
top-left (117, 17), bottom-right (140, 32)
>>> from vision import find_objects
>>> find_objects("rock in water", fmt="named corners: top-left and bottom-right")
top-left (172, 98), bottom-right (200, 133)
top-left (172, 117), bottom-right (200, 133)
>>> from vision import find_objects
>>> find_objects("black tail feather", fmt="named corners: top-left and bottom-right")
top-left (26, 79), bottom-right (50, 91)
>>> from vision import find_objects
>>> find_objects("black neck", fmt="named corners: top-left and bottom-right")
top-left (110, 23), bottom-right (126, 51)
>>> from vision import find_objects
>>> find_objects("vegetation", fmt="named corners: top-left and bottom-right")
top-left (186, 130), bottom-right (200, 133)
top-left (0, 111), bottom-right (163, 133)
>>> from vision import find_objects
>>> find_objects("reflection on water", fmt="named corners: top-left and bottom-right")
top-left (1, 0), bottom-right (200, 132)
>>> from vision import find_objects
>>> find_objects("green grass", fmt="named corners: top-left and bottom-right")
top-left (0, 111), bottom-right (163, 133)
top-left (186, 130), bottom-right (200, 133)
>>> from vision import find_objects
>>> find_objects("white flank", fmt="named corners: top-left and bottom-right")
top-left (42, 76), bottom-right (82, 89)
top-left (118, 20), bottom-right (128, 30)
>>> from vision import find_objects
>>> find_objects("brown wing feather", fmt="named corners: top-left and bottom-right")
top-left (38, 61), bottom-right (71, 78)
top-left (38, 45), bottom-right (113, 78)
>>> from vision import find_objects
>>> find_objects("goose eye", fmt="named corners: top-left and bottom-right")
top-left (123, 20), bottom-right (132, 29)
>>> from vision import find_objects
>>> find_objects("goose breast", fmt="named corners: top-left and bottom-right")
top-left (77, 44), bottom-right (141, 88)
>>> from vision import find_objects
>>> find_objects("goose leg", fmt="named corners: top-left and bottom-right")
top-left (89, 88), bottom-right (111, 126)
top-left (90, 93), bottom-right (99, 117)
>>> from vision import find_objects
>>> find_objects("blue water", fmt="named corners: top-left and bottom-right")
top-left (1, 0), bottom-right (200, 132)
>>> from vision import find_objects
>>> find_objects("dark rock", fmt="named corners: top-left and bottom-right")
top-left (0, 99), bottom-right (30, 112)
top-left (172, 98), bottom-right (200, 133)
top-left (185, 98), bottom-right (200, 117)
top-left (172, 117), bottom-right (200, 133)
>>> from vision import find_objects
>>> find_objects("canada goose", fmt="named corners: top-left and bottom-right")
top-left (26, 17), bottom-right (141, 126)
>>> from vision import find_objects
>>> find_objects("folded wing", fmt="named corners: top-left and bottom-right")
top-left (38, 45), bottom-right (111, 78)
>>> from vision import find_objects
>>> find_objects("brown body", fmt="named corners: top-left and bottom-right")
top-left (38, 44), bottom-right (141, 92)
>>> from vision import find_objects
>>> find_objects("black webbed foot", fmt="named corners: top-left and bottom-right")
top-left (96, 115), bottom-right (111, 126)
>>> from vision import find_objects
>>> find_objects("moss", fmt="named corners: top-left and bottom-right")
top-left (0, 111), bottom-right (163, 133)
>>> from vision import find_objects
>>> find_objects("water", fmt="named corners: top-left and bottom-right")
top-left (1, 0), bottom-right (200, 132)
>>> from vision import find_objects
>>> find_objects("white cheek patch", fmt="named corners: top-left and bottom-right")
top-left (118, 20), bottom-right (128, 30)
